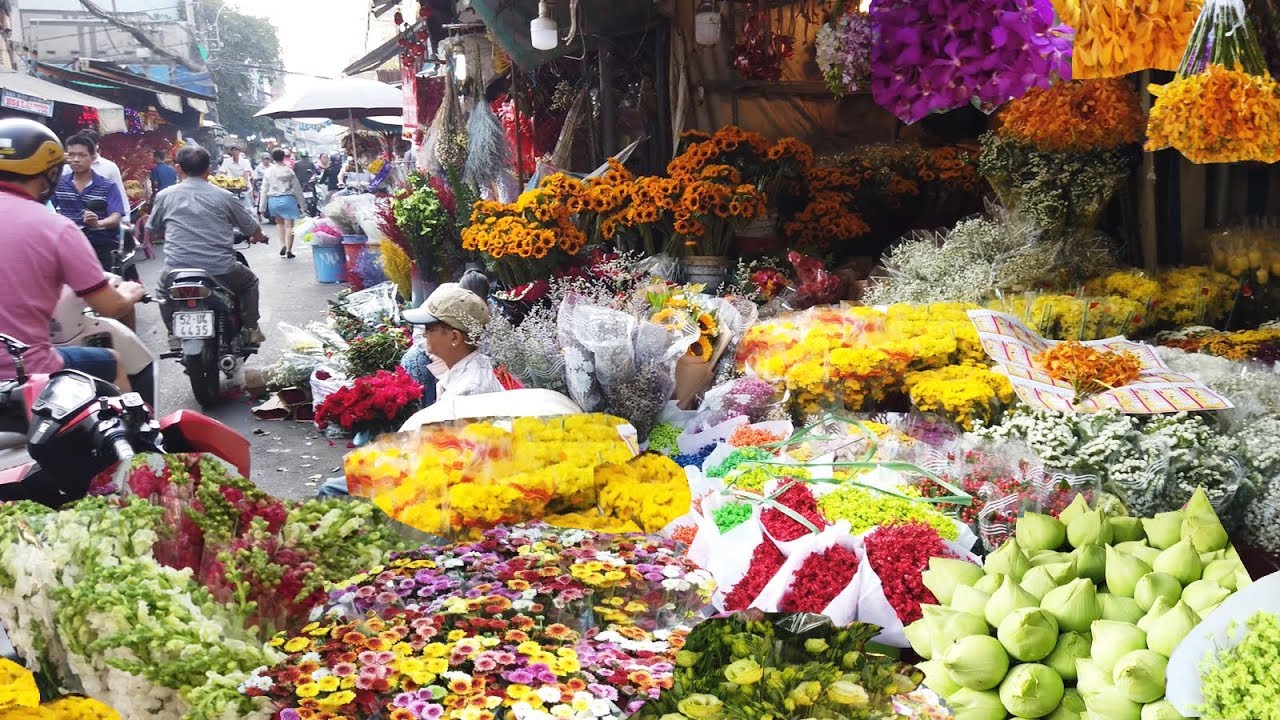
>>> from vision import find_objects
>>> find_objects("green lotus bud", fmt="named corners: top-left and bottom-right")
top-left (1074, 544), bottom-right (1106, 583)
top-left (949, 688), bottom-right (1006, 720)
top-left (1142, 511), bottom-right (1184, 550)
top-left (1059, 494), bottom-right (1091, 527)
top-left (1236, 565), bottom-right (1253, 590)
top-left (1134, 572), bottom-right (1182, 612)
top-left (1146, 600), bottom-right (1200, 658)
top-left (1111, 517), bottom-right (1145, 542)
top-left (923, 557), bottom-right (985, 604)
top-left (1042, 578), bottom-right (1102, 632)
top-left (1075, 659), bottom-right (1110, 696)
top-left (1048, 689), bottom-right (1087, 720)
top-left (951, 585), bottom-right (992, 617)
top-left (905, 617), bottom-right (934, 659)
top-left (1031, 549), bottom-right (1073, 567)
top-left (943, 634), bottom-right (1010, 691)
top-left (1106, 546), bottom-right (1153, 598)
top-left (986, 574), bottom-right (1039, 628)
top-left (1202, 558), bottom-right (1241, 591)
top-left (985, 538), bottom-right (1031, 581)
top-left (999, 663), bottom-right (1065, 719)
top-left (1130, 546), bottom-right (1161, 567)
top-left (1022, 566), bottom-right (1060, 601)
top-left (974, 572), bottom-right (1005, 595)
top-left (1099, 593), bottom-right (1145, 623)
top-left (1113, 649), bottom-right (1168, 704)
top-left (1181, 510), bottom-right (1228, 553)
top-left (1199, 549), bottom-right (1225, 565)
top-left (1181, 578), bottom-right (1230, 614)
top-left (1090, 620), bottom-right (1148, 674)
top-left (1068, 509), bottom-right (1114, 549)
top-left (1137, 597), bottom-right (1175, 634)
top-left (1184, 485), bottom-right (1215, 516)
top-left (1045, 631), bottom-right (1091, 681)
top-left (925, 605), bottom-right (989, 652)
top-left (1153, 540), bottom-right (1203, 585)
top-left (1081, 685), bottom-right (1142, 720)
top-left (998, 606), bottom-right (1060, 662)
top-left (1114, 540), bottom-right (1151, 555)
top-left (1141, 699), bottom-right (1188, 720)
top-left (917, 659), bottom-right (962, 699)
top-left (1018, 512), bottom-right (1068, 552)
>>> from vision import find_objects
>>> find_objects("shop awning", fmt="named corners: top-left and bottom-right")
top-left (467, 0), bottom-right (655, 69)
top-left (39, 61), bottom-right (216, 116)
top-left (0, 71), bottom-right (125, 133)
top-left (344, 32), bottom-right (404, 76)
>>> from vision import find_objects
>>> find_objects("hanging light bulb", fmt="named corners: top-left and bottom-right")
top-left (694, 1), bottom-right (722, 46)
top-left (530, 1), bottom-right (559, 51)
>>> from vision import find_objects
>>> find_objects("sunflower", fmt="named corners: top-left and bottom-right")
top-left (697, 311), bottom-right (718, 336)
top-left (689, 335), bottom-right (714, 361)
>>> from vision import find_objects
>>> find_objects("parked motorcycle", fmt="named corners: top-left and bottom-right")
top-left (0, 334), bottom-right (250, 508)
top-left (159, 241), bottom-right (259, 408)
top-left (49, 282), bottom-right (157, 409)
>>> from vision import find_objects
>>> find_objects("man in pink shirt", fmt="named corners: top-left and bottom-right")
top-left (0, 119), bottom-right (144, 389)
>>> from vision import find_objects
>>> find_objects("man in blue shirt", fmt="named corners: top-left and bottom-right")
top-left (51, 132), bottom-right (125, 270)
top-left (148, 149), bottom-right (178, 200)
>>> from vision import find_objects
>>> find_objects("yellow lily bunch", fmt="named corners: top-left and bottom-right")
top-left (1146, 65), bottom-right (1280, 163)
top-left (1055, 0), bottom-right (1202, 78)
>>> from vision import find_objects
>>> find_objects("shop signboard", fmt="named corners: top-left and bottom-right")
top-left (1, 90), bottom-right (54, 117)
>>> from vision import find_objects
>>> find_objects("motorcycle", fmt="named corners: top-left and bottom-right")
top-left (0, 334), bottom-right (250, 508)
top-left (49, 281), bottom-right (157, 410)
top-left (303, 179), bottom-right (320, 218)
top-left (159, 240), bottom-right (258, 408)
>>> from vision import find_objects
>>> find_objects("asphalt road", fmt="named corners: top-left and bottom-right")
top-left (135, 230), bottom-right (349, 499)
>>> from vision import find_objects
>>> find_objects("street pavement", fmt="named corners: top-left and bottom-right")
top-left (135, 229), bottom-right (349, 499)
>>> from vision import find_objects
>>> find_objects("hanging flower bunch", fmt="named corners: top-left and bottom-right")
top-left (1054, 0), bottom-right (1202, 78)
top-left (870, 0), bottom-right (1073, 124)
top-left (731, 8), bottom-right (795, 81)
top-left (995, 79), bottom-right (1145, 151)
top-left (314, 367), bottom-right (425, 435)
top-left (463, 173), bottom-right (589, 286)
top-left (1147, 0), bottom-right (1280, 163)
top-left (815, 4), bottom-right (873, 97)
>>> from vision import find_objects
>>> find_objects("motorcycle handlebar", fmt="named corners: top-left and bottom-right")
top-left (111, 436), bottom-right (135, 464)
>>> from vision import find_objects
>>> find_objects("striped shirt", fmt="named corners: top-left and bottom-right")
top-left (51, 171), bottom-right (125, 251)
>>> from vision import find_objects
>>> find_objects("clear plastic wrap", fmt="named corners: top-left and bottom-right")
top-left (557, 293), bottom-right (698, 441)
top-left (338, 281), bottom-right (401, 327)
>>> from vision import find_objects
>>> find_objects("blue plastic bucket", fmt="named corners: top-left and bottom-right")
top-left (312, 244), bottom-right (344, 283)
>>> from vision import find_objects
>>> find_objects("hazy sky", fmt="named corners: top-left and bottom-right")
top-left (226, 0), bottom-right (398, 93)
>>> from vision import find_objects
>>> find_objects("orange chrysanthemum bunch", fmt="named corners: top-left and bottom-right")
top-left (1146, 65), bottom-right (1280, 163)
top-left (996, 79), bottom-right (1145, 151)
top-left (1034, 340), bottom-right (1144, 399)
top-left (782, 167), bottom-right (870, 249)
top-left (1054, 0), bottom-right (1202, 78)
top-left (463, 173), bottom-right (589, 285)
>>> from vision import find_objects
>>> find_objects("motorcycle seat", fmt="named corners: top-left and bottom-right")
top-left (166, 268), bottom-right (231, 294)
top-left (0, 432), bottom-right (26, 472)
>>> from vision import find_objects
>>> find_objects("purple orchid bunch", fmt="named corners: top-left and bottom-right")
top-left (818, 10), bottom-right (875, 96)
top-left (870, 0), bottom-right (1074, 124)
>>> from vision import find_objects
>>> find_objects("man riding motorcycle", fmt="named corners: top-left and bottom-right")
top-left (0, 119), bottom-right (145, 389)
top-left (149, 146), bottom-right (268, 345)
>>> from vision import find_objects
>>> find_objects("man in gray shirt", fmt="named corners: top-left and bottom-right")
top-left (150, 146), bottom-right (269, 344)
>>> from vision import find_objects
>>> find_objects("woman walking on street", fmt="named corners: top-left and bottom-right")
top-left (258, 149), bottom-right (306, 258)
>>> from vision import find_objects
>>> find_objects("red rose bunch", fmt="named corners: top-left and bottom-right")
top-left (864, 523), bottom-right (967, 623)
top-left (779, 544), bottom-right (860, 613)
top-left (761, 482), bottom-right (827, 542)
top-left (723, 539), bottom-right (785, 611)
top-left (315, 368), bottom-right (424, 434)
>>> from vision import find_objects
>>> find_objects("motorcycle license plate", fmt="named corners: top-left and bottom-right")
top-left (173, 311), bottom-right (215, 339)
top-left (303, 192), bottom-right (314, 199)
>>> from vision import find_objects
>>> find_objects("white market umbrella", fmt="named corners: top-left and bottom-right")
top-left (256, 78), bottom-right (403, 168)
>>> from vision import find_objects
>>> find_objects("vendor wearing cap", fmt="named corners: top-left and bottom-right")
top-left (404, 282), bottom-right (504, 400)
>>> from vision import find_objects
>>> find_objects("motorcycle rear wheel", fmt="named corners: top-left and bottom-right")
top-left (184, 342), bottom-right (220, 408)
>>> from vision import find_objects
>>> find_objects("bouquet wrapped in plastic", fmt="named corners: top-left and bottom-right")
top-left (559, 293), bottom-right (699, 441)
top-left (344, 414), bottom-right (694, 538)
